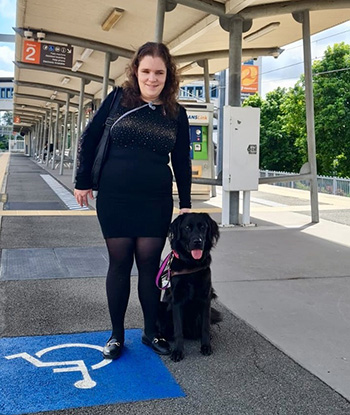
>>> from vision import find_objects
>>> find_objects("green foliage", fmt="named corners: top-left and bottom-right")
top-left (1, 111), bottom-right (13, 126)
top-left (244, 43), bottom-right (350, 178)
top-left (243, 88), bottom-right (303, 172)
top-left (312, 43), bottom-right (350, 177)
top-left (0, 134), bottom-right (9, 150)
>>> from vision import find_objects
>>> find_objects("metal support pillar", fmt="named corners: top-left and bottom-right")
top-left (155, 0), bottom-right (166, 42)
top-left (38, 118), bottom-right (44, 161)
top-left (221, 16), bottom-right (243, 225)
top-left (70, 111), bottom-right (76, 167)
top-left (199, 58), bottom-right (216, 198)
top-left (302, 11), bottom-right (319, 223)
top-left (154, 0), bottom-right (176, 42)
top-left (102, 52), bottom-right (111, 101)
top-left (59, 93), bottom-right (71, 175)
top-left (72, 78), bottom-right (86, 183)
top-left (41, 111), bottom-right (48, 162)
top-left (46, 108), bottom-right (53, 166)
top-left (217, 70), bottom-right (226, 180)
top-left (51, 103), bottom-right (60, 169)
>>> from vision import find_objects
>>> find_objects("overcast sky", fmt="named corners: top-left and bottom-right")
top-left (0, 0), bottom-right (349, 97)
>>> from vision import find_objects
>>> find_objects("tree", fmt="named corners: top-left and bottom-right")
top-left (246, 43), bottom-right (350, 178)
top-left (0, 111), bottom-right (13, 150)
top-left (1, 111), bottom-right (13, 126)
top-left (243, 88), bottom-right (303, 172)
top-left (312, 43), bottom-right (350, 177)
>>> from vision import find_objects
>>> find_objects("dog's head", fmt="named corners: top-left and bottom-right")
top-left (169, 213), bottom-right (219, 263)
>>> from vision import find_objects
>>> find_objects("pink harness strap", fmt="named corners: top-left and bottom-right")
top-left (155, 252), bottom-right (173, 290)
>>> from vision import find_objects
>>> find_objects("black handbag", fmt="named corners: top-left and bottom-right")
top-left (91, 87), bottom-right (123, 191)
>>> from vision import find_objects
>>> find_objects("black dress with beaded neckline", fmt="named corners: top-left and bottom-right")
top-left (95, 99), bottom-right (192, 238)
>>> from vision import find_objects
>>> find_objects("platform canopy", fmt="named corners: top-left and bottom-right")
top-left (12, 0), bottom-right (350, 121)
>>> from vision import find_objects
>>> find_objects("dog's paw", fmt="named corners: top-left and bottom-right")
top-left (171, 349), bottom-right (184, 362)
top-left (200, 344), bottom-right (212, 356)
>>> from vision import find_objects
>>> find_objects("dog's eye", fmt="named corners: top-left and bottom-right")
top-left (185, 225), bottom-right (191, 232)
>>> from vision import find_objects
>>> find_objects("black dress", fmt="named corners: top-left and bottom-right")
top-left (76, 92), bottom-right (192, 239)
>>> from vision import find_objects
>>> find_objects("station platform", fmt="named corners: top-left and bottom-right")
top-left (1, 152), bottom-right (350, 415)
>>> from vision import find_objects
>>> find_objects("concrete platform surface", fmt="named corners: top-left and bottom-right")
top-left (1, 153), bottom-right (350, 414)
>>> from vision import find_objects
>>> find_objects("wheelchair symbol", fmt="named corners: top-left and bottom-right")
top-left (5, 343), bottom-right (112, 389)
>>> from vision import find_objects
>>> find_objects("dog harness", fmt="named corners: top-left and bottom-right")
top-left (155, 250), bottom-right (208, 290)
top-left (155, 251), bottom-right (174, 290)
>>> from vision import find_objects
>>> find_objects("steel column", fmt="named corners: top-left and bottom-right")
top-left (101, 52), bottom-right (111, 102)
top-left (223, 17), bottom-right (243, 225)
top-left (59, 94), bottom-right (71, 175)
top-left (72, 78), bottom-right (86, 183)
top-left (41, 111), bottom-right (48, 162)
top-left (155, 0), bottom-right (166, 42)
top-left (301, 10), bottom-right (319, 223)
top-left (46, 108), bottom-right (53, 166)
top-left (51, 103), bottom-right (60, 169)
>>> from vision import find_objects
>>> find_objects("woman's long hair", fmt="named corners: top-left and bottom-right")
top-left (122, 42), bottom-right (180, 118)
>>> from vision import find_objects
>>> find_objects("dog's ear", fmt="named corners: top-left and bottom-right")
top-left (168, 214), bottom-right (185, 243)
top-left (205, 214), bottom-right (220, 246)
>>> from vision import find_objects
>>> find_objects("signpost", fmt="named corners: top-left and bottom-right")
top-left (22, 40), bottom-right (73, 69)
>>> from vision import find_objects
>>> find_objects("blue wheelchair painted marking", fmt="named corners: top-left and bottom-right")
top-left (0, 330), bottom-right (185, 415)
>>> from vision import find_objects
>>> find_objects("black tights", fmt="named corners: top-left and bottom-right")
top-left (105, 237), bottom-right (166, 343)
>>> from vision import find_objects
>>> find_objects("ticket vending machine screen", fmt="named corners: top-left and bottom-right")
top-left (189, 125), bottom-right (208, 160)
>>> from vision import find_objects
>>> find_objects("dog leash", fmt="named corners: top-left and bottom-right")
top-left (155, 251), bottom-right (174, 290)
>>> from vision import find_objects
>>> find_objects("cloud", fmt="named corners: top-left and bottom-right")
top-left (0, 0), bottom-right (16, 19)
top-left (0, 69), bottom-right (14, 77)
top-left (0, 45), bottom-right (15, 65)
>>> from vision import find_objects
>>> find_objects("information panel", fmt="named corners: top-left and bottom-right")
top-left (22, 40), bottom-right (73, 69)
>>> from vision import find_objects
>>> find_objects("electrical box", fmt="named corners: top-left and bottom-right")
top-left (223, 106), bottom-right (260, 191)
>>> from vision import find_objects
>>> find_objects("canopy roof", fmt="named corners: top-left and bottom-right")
top-left (12, 0), bottom-right (350, 124)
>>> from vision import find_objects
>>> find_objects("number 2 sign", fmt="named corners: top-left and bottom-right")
top-left (22, 40), bottom-right (41, 64)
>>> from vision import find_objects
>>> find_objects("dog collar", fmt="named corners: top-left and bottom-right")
top-left (172, 250), bottom-right (180, 259)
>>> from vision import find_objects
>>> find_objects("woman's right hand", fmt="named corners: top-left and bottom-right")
top-left (74, 189), bottom-right (94, 207)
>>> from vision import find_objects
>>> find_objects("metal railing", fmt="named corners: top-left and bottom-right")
top-left (260, 170), bottom-right (350, 197)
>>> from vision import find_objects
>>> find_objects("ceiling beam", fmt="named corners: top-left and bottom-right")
top-left (13, 27), bottom-right (134, 59)
top-left (168, 15), bottom-right (219, 54)
top-left (175, 47), bottom-right (283, 63)
top-left (14, 61), bottom-right (115, 86)
top-left (173, 0), bottom-right (226, 16)
top-left (0, 34), bottom-right (15, 42)
top-left (225, 0), bottom-right (255, 15)
top-left (14, 80), bottom-right (95, 100)
top-left (14, 104), bottom-right (51, 112)
top-left (14, 93), bottom-right (79, 108)
top-left (239, 0), bottom-right (350, 20)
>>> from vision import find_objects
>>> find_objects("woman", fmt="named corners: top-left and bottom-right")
top-left (74, 42), bottom-right (192, 360)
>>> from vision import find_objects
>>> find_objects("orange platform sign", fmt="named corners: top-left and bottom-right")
top-left (22, 40), bottom-right (41, 64)
top-left (13, 116), bottom-right (21, 123)
top-left (241, 65), bottom-right (259, 93)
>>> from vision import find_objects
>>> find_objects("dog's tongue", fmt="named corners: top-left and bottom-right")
top-left (191, 249), bottom-right (203, 260)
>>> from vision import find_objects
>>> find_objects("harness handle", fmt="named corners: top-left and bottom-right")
top-left (155, 252), bottom-right (173, 290)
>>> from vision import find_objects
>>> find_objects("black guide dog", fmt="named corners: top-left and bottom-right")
top-left (157, 212), bottom-right (222, 362)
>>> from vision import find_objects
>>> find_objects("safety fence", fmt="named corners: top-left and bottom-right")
top-left (260, 170), bottom-right (350, 198)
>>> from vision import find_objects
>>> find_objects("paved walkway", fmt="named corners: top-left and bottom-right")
top-left (1, 152), bottom-right (350, 415)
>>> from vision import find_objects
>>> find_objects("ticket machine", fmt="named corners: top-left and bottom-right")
top-left (178, 101), bottom-right (215, 200)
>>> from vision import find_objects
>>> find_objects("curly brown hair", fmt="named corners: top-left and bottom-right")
top-left (121, 42), bottom-right (180, 119)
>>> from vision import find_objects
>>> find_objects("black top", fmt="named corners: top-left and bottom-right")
top-left (75, 89), bottom-right (192, 209)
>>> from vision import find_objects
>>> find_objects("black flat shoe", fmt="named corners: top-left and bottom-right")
top-left (142, 334), bottom-right (171, 355)
top-left (102, 338), bottom-right (123, 360)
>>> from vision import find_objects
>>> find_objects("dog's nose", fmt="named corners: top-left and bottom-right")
top-left (193, 238), bottom-right (203, 246)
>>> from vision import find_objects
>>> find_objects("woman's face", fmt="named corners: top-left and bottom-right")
top-left (136, 55), bottom-right (167, 102)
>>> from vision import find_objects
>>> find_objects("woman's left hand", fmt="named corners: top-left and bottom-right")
top-left (179, 208), bottom-right (191, 215)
